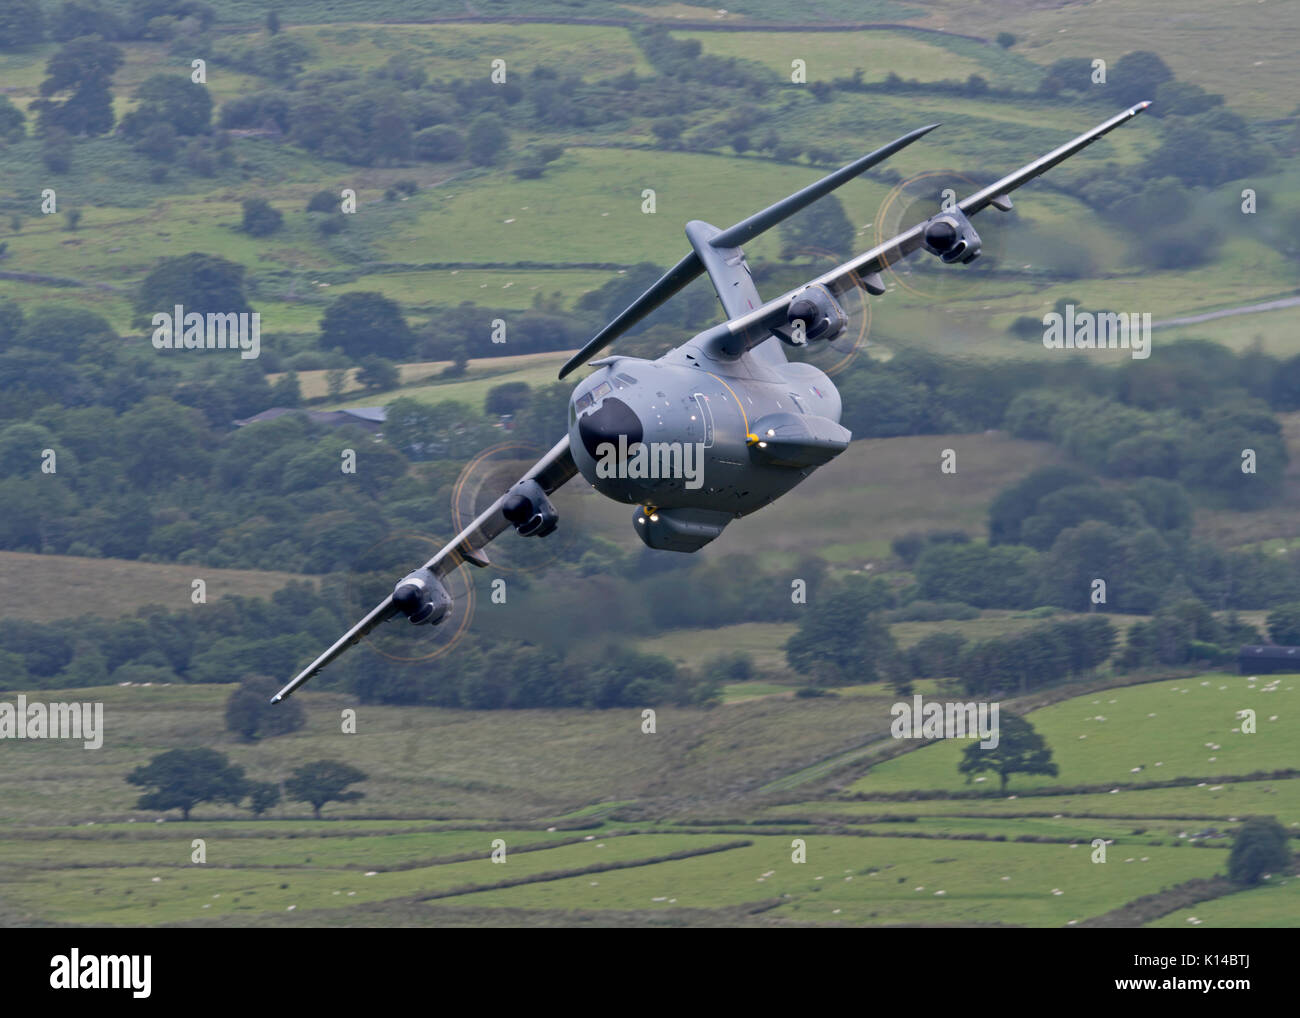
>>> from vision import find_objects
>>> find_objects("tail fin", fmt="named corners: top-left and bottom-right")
top-left (557, 123), bottom-right (939, 378)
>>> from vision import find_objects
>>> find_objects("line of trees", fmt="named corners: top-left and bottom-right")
top-left (947, 617), bottom-right (1117, 696)
top-left (0, 572), bottom-right (725, 709)
top-left (0, 0), bottom-right (216, 51)
top-left (126, 749), bottom-right (365, 821)
top-left (911, 460), bottom-right (1300, 615)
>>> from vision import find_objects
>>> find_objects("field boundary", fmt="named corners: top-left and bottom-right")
top-left (414, 839), bottom-right (753, 903)
top-left (1075, 874), bottom-right (1253, 928)
top-left (835, 769), bottom-right (1300, 804)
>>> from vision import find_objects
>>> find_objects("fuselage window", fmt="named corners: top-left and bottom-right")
top-left (692, 394), bottom-right (715, 448)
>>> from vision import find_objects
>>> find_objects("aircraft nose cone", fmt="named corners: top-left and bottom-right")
top-left (578, 397), bottom-right (643, 460)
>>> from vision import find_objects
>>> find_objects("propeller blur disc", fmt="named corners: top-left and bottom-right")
top-left (780, 244), bottom-right (873, 377)
top-left (344, 531), bottom-right (476, 664)
top-left (450, 441), bottom-right (577, 575)
top-left (874, 170), bottom-right (999, 302)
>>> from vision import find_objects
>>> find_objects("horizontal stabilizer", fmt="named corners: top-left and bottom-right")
top-left (558, 123), bottom-right (940, 379)
top-left (708, 122), bottom-right (940, 249)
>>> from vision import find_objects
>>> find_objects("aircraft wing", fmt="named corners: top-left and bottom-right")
top-left (698, 101), bottom-right (1153, 355)
top-left (271, 435), bottom-right (578, 703)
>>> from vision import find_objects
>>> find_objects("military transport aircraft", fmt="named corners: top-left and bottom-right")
top-left (272, 101), bottom-right (1152, 704)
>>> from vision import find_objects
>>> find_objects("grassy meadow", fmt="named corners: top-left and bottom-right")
top-left (2, 671), bottom-right (1294, 927)
top-left (850, 673), bottom-right (1297, 794)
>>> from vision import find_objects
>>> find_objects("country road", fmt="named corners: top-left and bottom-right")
top-left (1152, 295), bottom-right (1300, 329)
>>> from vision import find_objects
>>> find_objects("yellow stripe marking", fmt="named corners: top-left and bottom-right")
top-left (704, 371), bottom-right (755, 442)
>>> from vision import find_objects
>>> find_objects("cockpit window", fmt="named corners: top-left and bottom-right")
top-left (576, 380), bottom-right (614, 413)
top-left (616, 372), bottom-right (638, 385)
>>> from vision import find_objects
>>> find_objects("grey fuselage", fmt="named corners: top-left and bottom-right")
top-left (567, 336), bottom-right (843, 518)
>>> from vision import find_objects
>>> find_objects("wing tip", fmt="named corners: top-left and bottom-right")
top-left (890, 122), bottom-right (940, 150)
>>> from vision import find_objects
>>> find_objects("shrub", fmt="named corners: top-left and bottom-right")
top-left (242, 197), bottom-right (283, 237)
top-left (305, 190), bottom-right (336, 213)
top-left (224, 676), bottom-right (306, 741)
top-left (1227, 817), bottom-right (1291, 885)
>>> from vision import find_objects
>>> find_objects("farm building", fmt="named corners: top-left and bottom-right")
top-left (233, 407), bottom-right (386, 433)
top-left (1238, 644), bottom-right (1300, 674)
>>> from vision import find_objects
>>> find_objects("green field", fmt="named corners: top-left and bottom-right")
top-left (633, 610), bottom-right (1148, 678)
top-left (296, 22), bottom-right (658, 80)
top-left (903, 0), bottom-right (1294, 116)
top-left (325, 267), bottom-right (618, 312)
top-left (276, 349), bottom-right (571, 402)
top-left (1, 13), bottom-right (1294, 363)
top-left (451, 835), bottom-right (1223, 927)
top-left (764, 779), bottom-right (1300, 826)
top-left (0, 550), bottom-right (314, 622)
top-left (0, 831), bottom-right (739, 925)
top-left (847, 673), bottom-right (1296, 794)
top-left (2, 673), bottom-right (1294, 926)
top-left (669, 29), bottom-right (1000, 86)
top-left (1150, 876), bottom-right (1298, 929)
top-left (329, 351), bottom-right (573, 412)
top-left (0, 683), bottom-right (904, 826)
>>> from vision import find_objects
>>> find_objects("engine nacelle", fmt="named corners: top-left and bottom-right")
top-left (502, 478), bottom-right (558, 537)
top-left (391, 567), bottom-right (453, 626)
top-left (922, 207), bottom-right (982, 264)
top-left (785, 284), bottom-right (848, 345)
